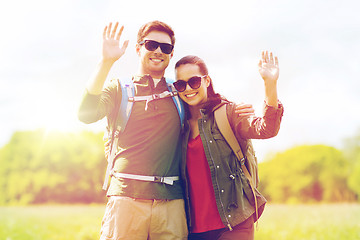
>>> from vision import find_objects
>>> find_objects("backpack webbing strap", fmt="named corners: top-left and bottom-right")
top-left (129, 90), bottom-right (177, 110)
top-left (103, 78), bottom-right (134, 190)
top-left (103, 127), bottom-right (121, 190)
top-left (214, 104), bottom-right (259, 227)
top-left (117, 78), bottom-right (135, 132)
top-left (116, 78), bottom-right (184, 132)
top-left (166, 82), bottom-right (185, 129)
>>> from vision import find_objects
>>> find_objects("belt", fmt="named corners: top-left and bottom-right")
top-left (112, 172), bottom-right (179, 185)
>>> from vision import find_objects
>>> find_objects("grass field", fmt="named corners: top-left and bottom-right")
top-left (0, 204), bottom-right (359, 240)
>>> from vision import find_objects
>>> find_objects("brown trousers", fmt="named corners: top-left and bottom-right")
top-left (100, 196), bottom-right (188, 240)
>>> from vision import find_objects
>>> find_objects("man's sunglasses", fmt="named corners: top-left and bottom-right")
top-left (173, 75), bottom-right (207, 92)
top-left (139, 40), bottom-right (174, 54)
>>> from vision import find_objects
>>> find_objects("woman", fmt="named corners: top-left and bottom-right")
top-left (174, 52), bottom-right (284, 239)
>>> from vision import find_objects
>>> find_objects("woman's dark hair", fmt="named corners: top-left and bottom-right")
top-left (175, 55), bottom-right (223, 110)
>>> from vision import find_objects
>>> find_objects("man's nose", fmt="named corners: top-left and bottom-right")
top-left (154, 46), bottom-right (162, 54)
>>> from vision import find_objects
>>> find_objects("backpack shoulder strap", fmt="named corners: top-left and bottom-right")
top-left (214, 104), bottom-right (245, 165)
top-left (103, 77), bottom-right (134, 190)
top-left (117, 77), bottom-right (135, 133)
top-left (214, 104), bottom-right (259, 223)
top-left (166, 78), bottom-right (185, 129)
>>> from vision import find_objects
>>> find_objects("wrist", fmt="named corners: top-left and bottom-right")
top-left (263, 79), bottom-right (277, 87)
top-left (100, 57), bottom-right (116, 66)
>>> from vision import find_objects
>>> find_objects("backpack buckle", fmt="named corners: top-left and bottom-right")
top-left (152, 94), bottom-right (160, 100)
top-left (154, 176), bottom-right (164, 183)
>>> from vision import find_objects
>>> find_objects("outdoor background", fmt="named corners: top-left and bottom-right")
top-left (1, 0), bottom-right (359, 239)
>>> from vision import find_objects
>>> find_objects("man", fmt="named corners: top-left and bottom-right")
top-left (78, 21), bottom-right (187, 240)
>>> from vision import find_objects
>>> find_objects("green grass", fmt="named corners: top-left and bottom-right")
top-left (0, 204), bottom-right (359, 240)
top-left (0, 205), bottom-right (105, 240)
top-left (255, 204), bottom-right (360, 240)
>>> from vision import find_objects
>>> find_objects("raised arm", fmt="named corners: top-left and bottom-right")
top-left (78, 22), bottom-right (127, 123)
top-left (258, 51), bottom-right (279, 108)
top-left (230, 51), bottom-right (283, 139)
top-left (86, 22), bottom-right (129, 95)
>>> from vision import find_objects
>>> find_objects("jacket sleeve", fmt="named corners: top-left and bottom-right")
top-left (77, 79), bottom-right (120, 124)
top-left (228, 101), bottom-right (284, 140)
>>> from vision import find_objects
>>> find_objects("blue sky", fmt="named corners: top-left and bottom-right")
top-left (1, 0), bottom-right (359, 161)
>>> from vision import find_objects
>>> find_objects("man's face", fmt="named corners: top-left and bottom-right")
top-left (136, 31), bottom-right (174, 79)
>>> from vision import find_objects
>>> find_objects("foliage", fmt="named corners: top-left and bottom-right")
top-left (259, 145), bottom-right (357, 203)
top-left (0, 130), bottom-right (107, 205)
top-left (343, 131), bottom-right (360, 199)
top-left (1, 129), bottom-right (360, 205)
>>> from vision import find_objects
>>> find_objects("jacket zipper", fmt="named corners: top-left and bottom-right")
top-left (200, 118), bottom-right (233, 231)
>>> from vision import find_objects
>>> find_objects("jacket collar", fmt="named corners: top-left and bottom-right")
top-left (201, 97), bottom-right (229, 116)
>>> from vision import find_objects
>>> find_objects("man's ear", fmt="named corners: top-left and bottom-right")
top-left (136, 43), bottom-right (141, 56)
top-left (170, 50), bottom-right (174, 59)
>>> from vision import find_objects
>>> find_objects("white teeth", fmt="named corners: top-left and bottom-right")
top-left (151, 58), bottom-right (162, 63)
top-left (186, 93), bottom-right (197, 98)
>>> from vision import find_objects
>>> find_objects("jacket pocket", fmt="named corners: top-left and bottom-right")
top-left (212, 132), bottom-right (233, 159)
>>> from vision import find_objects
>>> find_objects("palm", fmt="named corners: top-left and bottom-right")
top-left (102, 22), bottom-right (129, 62)
top-left (103, 39), bottom-right (125, 60)
top-left (258, 51), bottom-right (279, 83)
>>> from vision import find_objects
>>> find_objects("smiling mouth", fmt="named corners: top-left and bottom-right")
top-left (150, 58), bottom-right (163, 63)
top-left (185, 92), bottom-right (197, 98)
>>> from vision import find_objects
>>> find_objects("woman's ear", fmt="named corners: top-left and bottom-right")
top-left (204, 75), bottom-right (211, 87)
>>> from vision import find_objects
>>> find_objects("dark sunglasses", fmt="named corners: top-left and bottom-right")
top-left (139, 40), bottom-right (174, 54)
top-left (174, 75), bottom-right (207, 92)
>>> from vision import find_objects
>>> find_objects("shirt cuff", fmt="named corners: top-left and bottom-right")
top-left (263, 100), bottom-right (284, 118)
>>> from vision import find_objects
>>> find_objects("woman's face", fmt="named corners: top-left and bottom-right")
top-left (175, 64), bottom-right (210, 107)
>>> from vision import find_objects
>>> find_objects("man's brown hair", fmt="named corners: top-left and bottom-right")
top-left (137, 20), bottom-right (175, 45)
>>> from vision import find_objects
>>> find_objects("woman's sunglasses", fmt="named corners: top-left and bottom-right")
top-left (174, 75), bottom-right (207, 92)
top-left (139, 40), bottom-right (174, 54)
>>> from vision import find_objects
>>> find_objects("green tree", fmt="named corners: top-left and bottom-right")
top-left (0, 130), bottom-right (107, 205)
top-left (343, 130), bottom-right (360, 199)
top-left (259, 144), bottom-right (355, 203)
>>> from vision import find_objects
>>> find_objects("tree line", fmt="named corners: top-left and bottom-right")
top-left (0, 129), bottom-right (359, 205)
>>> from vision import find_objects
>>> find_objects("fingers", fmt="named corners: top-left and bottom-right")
top-left (269, 52), bottom-right (274, 64)
top-left (103, 26), bottom-right (107, 40)
top-left (262, 50), bottom-right (270, 63)
top-left (261, 50), bottom-right (278, 65)
top-left (116, 25), bottom-right (124, 41)
top-left (234, 103), bottom-right (255, 117)
top-left (103, 22), bottom-right (124, 40)
top-left (111, 22), bottom-right (119, 39)
top-left (122, 40), bottom-right (129, 50)
top-left (107, 22), bottom-right (112, 39)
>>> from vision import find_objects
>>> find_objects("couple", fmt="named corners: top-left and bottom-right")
top-left (78, 20), bottom-right (283, 240)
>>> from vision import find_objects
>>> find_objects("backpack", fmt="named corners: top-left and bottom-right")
top-left (102, 77), bottom-right (185, 190)
top-left (214, 104), bottom-right (260, 222)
